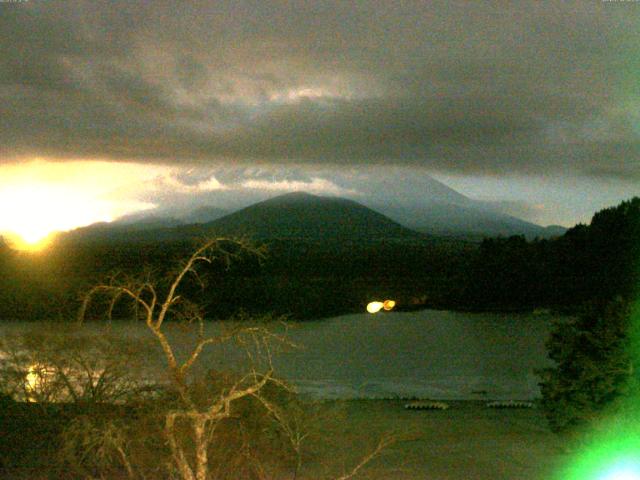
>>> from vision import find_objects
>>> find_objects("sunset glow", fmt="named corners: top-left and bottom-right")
top-left (0, 183), bottom-right (113, 249)
top-left (0, 160), bottom-right (159, 250)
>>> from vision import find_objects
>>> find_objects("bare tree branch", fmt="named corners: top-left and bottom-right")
top-left (335, 434), bottom-right (398, 480)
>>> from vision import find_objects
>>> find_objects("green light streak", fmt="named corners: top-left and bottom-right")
top-left (556, 428), bottom-right (640, 480)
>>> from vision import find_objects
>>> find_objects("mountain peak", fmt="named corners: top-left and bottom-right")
top-left (205, 192), bottom-right (421, 241)
top-left (263, 191), bottom-right (319, 202)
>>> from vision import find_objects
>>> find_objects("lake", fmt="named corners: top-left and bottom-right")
top-left (0, 309), bottom-right (556, 401)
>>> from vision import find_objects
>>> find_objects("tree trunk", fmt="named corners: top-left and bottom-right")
top-left (166, 414), bottom-right (196, 480)
top-left (194, 416), bottom-right (209, 480)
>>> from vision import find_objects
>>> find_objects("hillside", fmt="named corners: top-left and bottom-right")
top-left (460, 197), bottom-right (640, 310)
top-left (372, 202), bottom-right (565, 240)
top-left (62, 206), bottom-right (227, 244)
top-left (204, 192), bottom-right (422, 242)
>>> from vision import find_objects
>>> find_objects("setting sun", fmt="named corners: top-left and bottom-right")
top-left (0, 183), bottom-right (113, 249)
top-left (0, 160), bottom-right (159, 250)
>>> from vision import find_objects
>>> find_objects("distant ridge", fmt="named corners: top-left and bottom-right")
top-left (373, 202), bottom-right (567, 240)
top-left (183, 206), bottom-right (229, 224)
top-left (62, 205), bottom-right (229, 243)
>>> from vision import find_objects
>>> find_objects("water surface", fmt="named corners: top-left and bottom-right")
top-left (0, 310), bottom-right (555, 400)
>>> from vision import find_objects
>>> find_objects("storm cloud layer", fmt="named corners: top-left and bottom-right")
top-left (1, 0), bottom-right (639, 179)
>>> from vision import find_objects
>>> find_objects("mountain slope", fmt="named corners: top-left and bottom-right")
top-left (63, 206), bottom-right (229, 243)
top-left (373, 202), bottom-right (566, 239)
top-left (182, 206), bottom-right (229, 224)
top-left (204, 192), bottom-right (422, 241)
top-left (315, 169), bottom-right (564, 238)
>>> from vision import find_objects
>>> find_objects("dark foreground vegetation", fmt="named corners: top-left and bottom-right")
top-left (0, 197), bottom-right (637, 321)
top-left (0, 398), bottom-right (565, 480)
top-left (0, 343), bottom-right (346, 480)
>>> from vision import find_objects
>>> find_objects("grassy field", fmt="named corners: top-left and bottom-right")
top-left (1, 398), bottom-right (568, 479)
top-left (301, 399), bottom-right (568, 480)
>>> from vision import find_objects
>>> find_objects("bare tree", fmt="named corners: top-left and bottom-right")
top-left (77, 239), bottom-right (395, 480)
top-left (77, 239), bottom-right (296, 480)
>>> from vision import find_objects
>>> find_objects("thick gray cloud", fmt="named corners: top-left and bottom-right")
top-left (1, 0), bottom-right (639, 178)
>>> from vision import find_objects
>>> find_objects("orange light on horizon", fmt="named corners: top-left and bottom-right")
top-left (0, 183), bottom-right (113, 250)
top-left (3, 231), bottom-right (58, 252)
top-left (0, 160), bottom-right (159, 251)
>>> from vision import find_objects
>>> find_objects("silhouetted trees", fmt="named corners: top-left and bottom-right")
top-left (460, 197), bottom-right (640, 311)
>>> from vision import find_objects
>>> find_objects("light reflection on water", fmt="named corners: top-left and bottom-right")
top-left (0, 310), bottom-right (556, 401)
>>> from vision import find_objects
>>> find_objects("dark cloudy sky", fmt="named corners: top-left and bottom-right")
top-left (0, 0), bottom-right (638, 227)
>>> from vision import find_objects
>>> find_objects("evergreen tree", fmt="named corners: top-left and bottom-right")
top-left (539, 297), bottom-right (633, 432)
